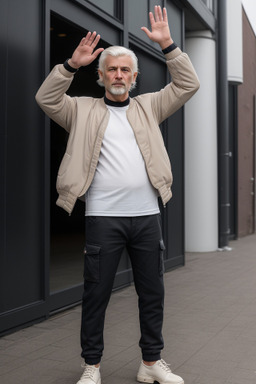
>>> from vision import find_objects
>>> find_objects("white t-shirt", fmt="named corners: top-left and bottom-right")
top-left (85, 99), bottom-right (160, 216)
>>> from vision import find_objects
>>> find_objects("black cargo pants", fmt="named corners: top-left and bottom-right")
top-left (81, 214), bottom-right (165, 365)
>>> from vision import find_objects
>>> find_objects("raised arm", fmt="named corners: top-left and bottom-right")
top-left (140, 6), bottom-right (200, 123)
top-left (36, 31), bottom-right (104, 131)
top-left (141, 6), bottom-right (173, 50)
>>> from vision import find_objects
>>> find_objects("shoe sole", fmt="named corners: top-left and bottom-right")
top-left (137, 376), bottom-right (184, 384)
top-left (137, 376), bottom-right (154, 383)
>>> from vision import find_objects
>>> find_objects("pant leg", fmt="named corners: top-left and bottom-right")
top-left (127, 214), bottom-right (165, 362)
top-left (81, 216), bottom-right (128, 365)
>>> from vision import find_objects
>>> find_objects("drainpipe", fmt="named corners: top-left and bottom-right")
top-left (217, 0), bottom-right (230, 248)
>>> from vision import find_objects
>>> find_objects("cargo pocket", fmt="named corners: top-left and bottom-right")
top-left (159, 239), bottom-right (166, 276)
top-left (84, 244), bottom-right (101, 283)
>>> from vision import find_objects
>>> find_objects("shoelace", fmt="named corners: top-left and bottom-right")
top-left (158, 359), bottom-right (172, 373)
top-left (81, 363), bottom-right (97, 379)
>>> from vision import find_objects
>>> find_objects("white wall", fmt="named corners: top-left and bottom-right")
top-left (185, 31), bottom-right (218, 252)
top-left (227, 0), bottom-right (243, 83)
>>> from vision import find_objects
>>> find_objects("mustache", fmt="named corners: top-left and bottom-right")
top-left (112, 82), bottom-right (125, 86)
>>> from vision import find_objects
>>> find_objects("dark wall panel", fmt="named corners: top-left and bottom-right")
top-left (165, 109), bottom-right (184, 261)
top-left (0, 0), bottom-right (45, 319)
top-left (0, 0), bottom-right (8, 316)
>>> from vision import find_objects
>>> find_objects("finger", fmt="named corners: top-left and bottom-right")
top-left (163, 7), bottom-right (168, 23)
top-left (92, 47), bottom-right (104, 59)
top-left (158, 5), bottom-right (164, 20)
top-left (154, 5), bottom-right (162, 22)
top-left (91, 33), bottom-right (101, 48)
top-left (83, 31), bottom-right (96, 46)
top-left (88, 31), bottom-right (97, 45)
top-left (155, 5), bottom-right (159, 22)
top-left (149, 12), bottom-right (155, 27)
top-left (141, 26), bottom-right (152, 39)
top-left (82, 32), bottom-right (92, 45)
top-left (79, 37), bottom-right (86, 46)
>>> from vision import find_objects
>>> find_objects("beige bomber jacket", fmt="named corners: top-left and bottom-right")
top-left (36, 47), bottom-right (200, 214)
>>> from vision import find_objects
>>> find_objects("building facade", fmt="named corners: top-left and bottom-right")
top-left (1, 0), bottom-right (254, 335)
top-left (237, 8), bottom-right (256, 237)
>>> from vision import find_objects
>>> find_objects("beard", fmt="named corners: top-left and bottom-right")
top-left (107, 84), bottom-right (129, 96)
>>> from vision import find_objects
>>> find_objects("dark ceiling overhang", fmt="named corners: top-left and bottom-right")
top-left (178, 0), bottom-right (216, 32)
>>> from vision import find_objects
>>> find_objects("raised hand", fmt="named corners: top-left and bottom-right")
top-left (141, 6), bottom-right (173, 50)
top-left (68, 31), bottom-right (104, 69)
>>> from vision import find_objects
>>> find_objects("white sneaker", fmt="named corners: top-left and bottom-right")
top-left (76, 363), bottom-right (101, 384)
top-left (137, 359), bottom-right (184, 384)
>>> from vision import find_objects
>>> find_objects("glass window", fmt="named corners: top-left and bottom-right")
top-left (128, 0), bottom-right (182, 49)
top-left (166, 1), bottom-right (182, 48)
top-left (150, 0), bottom-right (164, 11)
top-left (88, 0), bottom-right (115, 16)
top-left (128, 0), bottom-right (148, 41)
top-left (128, 0), bottom-right (165, 48)
top-left (201, 0), bottom-right (214, 12)
top-left (130, 45), bottom-right (166, 95)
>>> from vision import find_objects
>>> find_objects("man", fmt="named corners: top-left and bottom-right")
top-left (36, 6), bottom-right (199, 384)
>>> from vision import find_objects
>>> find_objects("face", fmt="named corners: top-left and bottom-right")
top-left (98, 55), bottom-right (138, 101)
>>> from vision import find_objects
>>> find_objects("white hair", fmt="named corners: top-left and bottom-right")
top-left (97, 46), bottom-right (138, 90)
